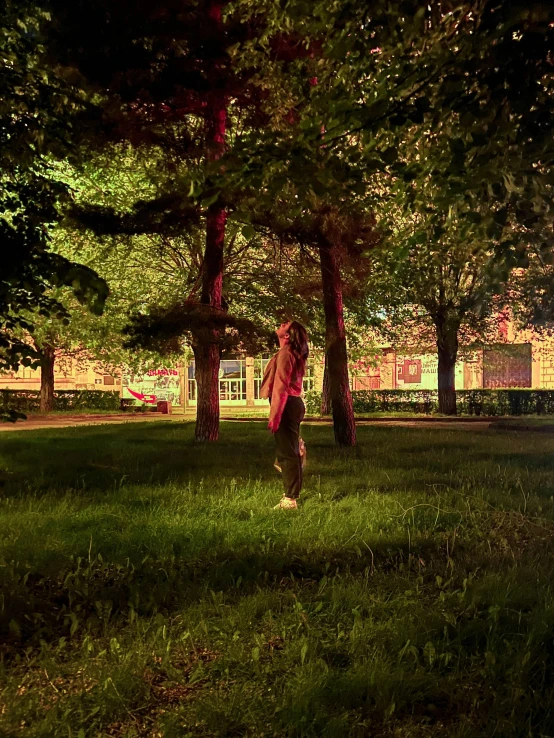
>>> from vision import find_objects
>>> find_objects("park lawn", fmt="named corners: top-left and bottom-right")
top-left (1, 423), bottom-right (554, 737)
top-left (491, 417), bottom-right (554, 429)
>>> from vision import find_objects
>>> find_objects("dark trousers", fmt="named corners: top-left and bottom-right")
top-left (274, 396), bottom-right (305, 499)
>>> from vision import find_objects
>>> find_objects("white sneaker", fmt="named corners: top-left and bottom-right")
top-left (273, 496), bottom-right (298, 510)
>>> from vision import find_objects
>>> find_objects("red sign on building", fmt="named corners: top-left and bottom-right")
top-left (398, 359), bottom-right (422, 384)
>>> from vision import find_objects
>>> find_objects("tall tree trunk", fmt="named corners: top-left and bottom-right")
top-left (194, 0), bottom-right (227, 442)
top-left (321, 358), bottom-right (331, 415)
top-left (194, 142), bottom-right (226, 441)
top-left (192, 341), bottom-right (221, 441)
top-left (194, 192), bottom-right (227, 442)
top-left (319, 242), bottom-right (356, 446)
top-left (435, 317), bottom-right (459, 415)
top-left (39, 345), bottom-right (56, 413)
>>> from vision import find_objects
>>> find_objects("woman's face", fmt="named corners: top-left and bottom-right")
top-left (276, 321), bottom-right (292, 341)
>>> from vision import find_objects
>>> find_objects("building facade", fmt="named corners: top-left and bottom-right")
top-left (3, 332), bottom-right (554, 411)
top-left (0, 362), bottom-right (123, 393)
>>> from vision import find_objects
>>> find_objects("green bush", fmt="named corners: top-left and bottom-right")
top-left (351, 389), bottom-right (438, 414)
top-left (457, 389), bottom-right (554, 416)
top-left (0, 389), bottom-right (120, 413)
top-left (304, 389), bottom-right (323, 415)
top-left (305, 388), bottom-right (554, 416)
top-left (120, 398), bottom-right (139, 410)
top-left (305, 389), bottom-right (438, 415)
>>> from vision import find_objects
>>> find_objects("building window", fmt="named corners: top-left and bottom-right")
top-left (188, 358), bottom-right (247, 403)
top-left (254, 355), bottom-right (272, 399)
top-left (303, 362), bottom-right (315, 393)
top-left (219, 359), bottom-right (247, 402)
top-left (187, 362), bottom-right (197, 401)
top-left (103, 375), bottom-right (115, 386)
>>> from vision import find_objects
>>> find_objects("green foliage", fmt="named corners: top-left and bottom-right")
top-left (43, 0), bottom-right (312, 358)
top-left (0, 407), bottom-right (26, 424)
top-left (351, 389), bottom-right (439, 415)
top-left (123, 301), bottom-right (275, 357)
top-left (304, 389), bottom-right (324, 415)
top-left (120, 398), bottom-right (159, 413)
top-left (459, 389), bottom-right (554, 417)
top-left (233, 0), bottom-right (554, 358)
top-left (0, 389), bottom-right (120, 413)
top-left (510, 253), bottom-right (554, 331)
top-left (306, 388), bottom-right (439, 415)
top-left (57, 147), bottom-right (309, 359)
top-left (306, 389), bottom-right (554, 416)
top-left (9, 150), bottom-right (201, 380)
top-left (0, 1), bottom-right (108, 372)
top-left (1, 423), bottom-right (554, 735)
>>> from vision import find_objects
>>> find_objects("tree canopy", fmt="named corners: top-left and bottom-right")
top-left (2, 0), bottom-right (554, 426)
top-left (0, 0), bottom-right (108, 382)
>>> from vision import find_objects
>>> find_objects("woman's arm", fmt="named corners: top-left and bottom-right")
top-left (268, 350), bottom-right (294, 432)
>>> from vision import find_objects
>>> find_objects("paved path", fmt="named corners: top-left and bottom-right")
top-left (0, 413), bottom-right (502, 432)
top-left (0, 413), bottom-right (181, 432)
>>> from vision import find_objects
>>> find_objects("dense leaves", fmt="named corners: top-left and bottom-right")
top-left (0, 0), bottom-right (108, 378)
top-left (0, 388), bottom-right (120, 413)
top-left (3, 0), bottom-right (554, 428)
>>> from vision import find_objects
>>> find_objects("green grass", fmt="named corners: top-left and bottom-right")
top-left (1, 421), bottom-right (554, 737)
top-left (491, 416), bottom-right (554, 428)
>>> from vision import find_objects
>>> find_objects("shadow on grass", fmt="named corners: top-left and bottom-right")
top-left (2, 421), bottom-right (554, 652)
top-left (0, 533), bottom-right (455, 651)
top-left (0, 422), bottom-right (278, 496)
top-left (3, 423), bottom-right (554, 737)
top-left (1, 422), bottom-right (553, 499)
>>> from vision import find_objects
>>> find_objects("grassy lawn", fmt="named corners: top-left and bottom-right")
top-left (490, 417), bottom-right (554, 429)
top-left (1, 422), bottom-right (554, 737)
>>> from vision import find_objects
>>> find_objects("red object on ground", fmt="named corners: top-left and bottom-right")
top-left (157, 401), bottom-right (172, 414)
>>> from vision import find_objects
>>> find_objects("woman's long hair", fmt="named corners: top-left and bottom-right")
top-left (287, 321), bottom-right (309, 374)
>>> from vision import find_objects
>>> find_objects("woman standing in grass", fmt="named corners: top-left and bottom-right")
top-left (260, 320), bottom-right (309, 510)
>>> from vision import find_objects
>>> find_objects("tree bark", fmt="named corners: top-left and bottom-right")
top-left (39, 345), bottom-right (56, 413)
top-left (194, 176), bottom-right (226, 442)
top-left (435, 317), bottom-right (459, 415)
top-left (192, 341), bottom-right (221, 441)
top-left (319, 242), bottom-right (356, 446)
top-left (193, 2), bottom-right (227, 442)
top-left (194, 113), bottom-right (227, 442)
top-left (321, 358), bottom-right (331, 415)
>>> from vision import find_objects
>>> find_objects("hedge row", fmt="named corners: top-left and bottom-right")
top-left (457, 390), bottom-right (554, 416)
top-left (0, 389), bottom-right (121, 413)
top-left (304, 389), bottom-right (554, 416)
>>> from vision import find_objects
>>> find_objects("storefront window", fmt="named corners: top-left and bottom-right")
top-left (303, 363), bottom-right (315, 393)
top-left (254, 355), bottom-right (272, 399)
top-left (219, 359), bottom-right (247, 401)
top-left (188, 358), bottom-right (246, 403)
